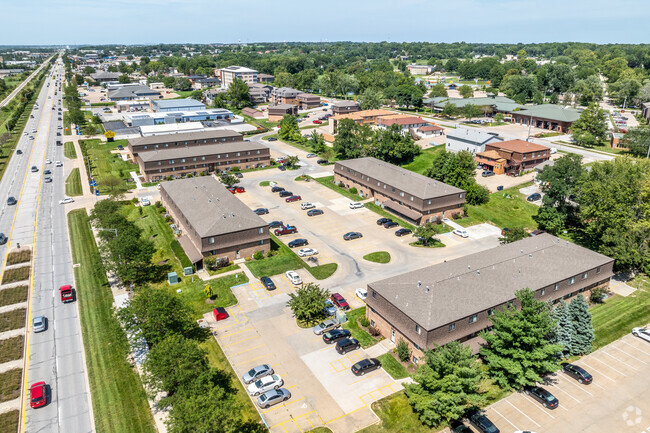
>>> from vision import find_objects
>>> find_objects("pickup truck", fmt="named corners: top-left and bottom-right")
top-left (274, 225), bottom-right (297, 236)
top-left (60, 285), bottom-right (74, 303)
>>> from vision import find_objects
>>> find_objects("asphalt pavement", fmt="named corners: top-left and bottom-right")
top-left (0, 57), bottom-right (53, 109)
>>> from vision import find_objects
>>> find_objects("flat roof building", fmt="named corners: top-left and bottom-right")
top-left (220, 66), bottom-right (258, 90)
top-left (108, 85), bottom-right (161, 101)
top-left (445, 127), bottom-right (504, 154)
top-left (128, 129), bottom-right (244, 157)
top-left (152, 98), bottom-right (206, 112)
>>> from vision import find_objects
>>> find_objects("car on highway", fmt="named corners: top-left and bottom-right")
top-left (0, 233), bottom-right (7, 245)
top-left (467, 409), bottom-right (500, 433)
top-left (349, 202), bottom-right (363, 209)
top-left (331, 293), bottom-right (350, 310)
top-left (453, 229), bottom-right (469, 238)
top-left (527, 193), bottom-right (542, 202)
top-left (16, 149), bottom-right (22, 155)
top-left (271, 186), bottom-right (285, 193)
top-left (31, 166), bottom-right (38, 172)
top-left (285, 270), bottom-right (302, 285)
top-left (336, 338), bottom-right (361, 354)
top-left (7, 196), bottom-right (17, 206)
top-left (343, 232), bottom-right (362, 241)
top-left (29, 382), bottom-right (47, 408)
top-left (60, 285), bottom-right (74, 302)
top-left (268, 221), bottom-right (283, 229)
top-left (384, 221), bottom-right (399, 229)
top-left (297, 247), bottom-right (318, 257)
top-left (44, 176), bottom-right (52, 183)
top-left (323, 328), bottom-right (351, 344)
top-left (59, 197), bottom-right (74, 204)
top-left (355, 288), bottom-right (367, 300)
top-left (632, 327), bottom-right (650, 342)
top-left (285, 195), bottom-right (302, 202)
top-left (256, 388), bottom-right (291, 409)
top-left (300, 202), bottom-right (315, 210)
top-left (45, 159), bottom-right (51, 164)
top-left (377, 217), bottom-right (392, 225)
top-left (242, 364), bottom-right (274, 384)
top-left (247, 374), bottom-right (284, 396)
top-left (561, 362), bottom-right (592, 384)
top-left (55, 161), bottom-right (63, 167)
top-left (395, 228), bottom-right (412, 237)
top-left (351, 358), bottom-right (381, 376)
top-left (307, 209), bottom-right (324, 217)
top-left (313, 318), bottom-right (340, 335)
top-left (260, 276), bottom-right (276, 291)
top-left (524, 385), bottom-right (559, 409)
top-left (253, 208), bottom-right (269, 215)
top-left (288, 238), bottom-right (308, 248)
top-left (32, 315), bottom-right (47, 333)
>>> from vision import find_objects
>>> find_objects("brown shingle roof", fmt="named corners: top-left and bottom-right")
top-left (331, 109), bottom-right (394, 121)
top-left (129, 130), bottom-right (242, 147)
top-left (493, 139), bottom-right (549, 153)
top-left (418, 125), bottom-right (443, 132)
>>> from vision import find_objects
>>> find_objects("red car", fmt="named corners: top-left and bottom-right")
top-left (227, 186), bottom-right (246, 194)
top-left (331, 293), bottom-right (350, 310)
top-left (30, 382), bottom-right (47, 408)
top-left (60, 285), bottom-right (73, 303)
top-left (285, 195), bottom-right (302, 202)
top-left (274, 225), bottom-right (297, 236)
top-left (312, 120), bottom-right (322, 124)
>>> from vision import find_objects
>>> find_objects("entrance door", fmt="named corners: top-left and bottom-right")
top-left (236, 250), bottom-right (240, 259)
top-left (391, 329), bottom-right (395, 343)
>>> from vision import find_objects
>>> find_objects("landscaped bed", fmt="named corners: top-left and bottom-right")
top-left (0, 335), bottom-right (24, 363)
top-left (0, 308), bottom-right (26, 332)
top-left (65, 168), bottom-right (83, 196)
top-left (6, 250), bottom-right (31, 265)
top-left (0, 285), bottom-right (28, 307)
top-left (342, 307), bottom-right (378, 348)
top-left (363, 251), bottom-right (391, 264)
top-left (0, 369), bottom-right (22, 403)
top-left (64, 141), bottom-right (77, 159)
top-left (0, 410), bottom-right (19, 433)
top-left (1, 266), bottom-right (30, 284)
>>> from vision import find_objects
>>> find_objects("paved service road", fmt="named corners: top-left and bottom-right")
top-left (0, 59), bottom-right (94, 433)
top-left (0, 57), bottom-right (53, 109)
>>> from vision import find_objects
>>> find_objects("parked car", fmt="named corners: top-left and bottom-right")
top-left (288, 238), bottom-right (308, 248)
top-left (349, 202), bottom-right (363, 209)
top-left (524, 385), bottom-right (559, 409)
top-left (285, 195), bottom-right (302, 202)
top-left (271, 186), bottom-right (285, 193)
top-left (312, 120), bottom-right (322, 124)
top-left (384, 221), bottom-right (399, 229)
top-left (307, 209), bottom-right (324, 217)
top-left (306, 153), bottom-right (318, 158)
top-left (482, 170), bottom-right (495, 177)
top-left (256, 388), bottom-right (291, 409)
top-left (267, 137), bottom-right (277, 141)
top-left (59, 197), bottom-right (74, 204)
top-left (527, 193), bottom-right (542, 202)
top-left (278, 165), bottom-right (286, 171)
top-left (7, 196), bottom-right (17, 206)
top-left (260, 277), bottom-right (276, 291)
top-left (298, 247), bottom-right (318, 257)
top-left (322, 329), bottom-right (351, 345)
top-left (300, 202), bottom-right (315, 210)
top-left (313, 318), bottom-right (340, 335)
top-left (376, 217), bottom-right (392, 225)
top-left (467, 409), bottom-right (500, 433)
top-left (141, 198), bottom-right (150, 206)
top-left (395, 228), bottom-right (412, 237)
top-left (279, 191), bottom-right (293, 197)
top-left (336, 338), bottom-right (361, 354)
top-left (351, 358), bottom-right (381, 376)
top-left (29, 382), bottom-right (47, 408)
top-left (32, 315), bottom-right (47, 333)
top-left (234, 172), bottom-right (243, 179)
top-left (247, 374), bottom-right (284, 396)
top-left (285, 270), bottom-right (302, 285)
top-left (632, 327), bottom-right (650, 342)
top-left (268, 221), bottom-right (283, 229)
top-left (561, 363), bottom-right (593, 384)
top-left (274, 225), bottom-right (297, 236)
top-left (331, 293), bottom-right (350, 310)
top-left (316, 159), bottom-right (329, 165)
top-left (355, 288), bottom-right (367, 300)
top-left (453, 229), bottom-right (469, 238)
top-left (323, 299), bottom-right (337, 316)
top-left (343, 232), bottom-right (362, 241)
top-left (254, 208), bottom-right (269, 215)
top-left (450, 420), bottom-right (473, 433)
top-left (242, 364), bottom-right (274, 384)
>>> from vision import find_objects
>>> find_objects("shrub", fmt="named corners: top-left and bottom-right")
top-left (266, 250), bottom-right (276, 258)
top-left (231, 166), bottom-right (240, 172)
top-left (590, 287), bottom-right (606, 304)
top-left (186, 173), bottom-right (193, 178)
top-left (252, 251), bottom-right (264, 260)
top-left (244, 257), bottom-right (252, 262)
top-left (396, 338), bottom-right (411, 362)
top-left (199, 172), bottom-right (206, 176)
top-left (368, 326), bottom-right (381, 336)
top-left (452, 212), bottom-right (461, 220)
top-left (158, 206), bottom-right (166, 214)
top-left (360, 316), bottom-right (370, 327)
top-left (166, 176), bottom-right (173, 181)
top-left (154, 201), bottom-right (161, 208)
top-left (164, 216), bottom-right (172, 223)
top-left (131, 197), bottom-right (139, 204)
top-left (349, 187), bottom-right (358, 195)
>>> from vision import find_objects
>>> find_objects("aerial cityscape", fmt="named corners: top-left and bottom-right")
top-left (0, 2), bottom-right (649, 433)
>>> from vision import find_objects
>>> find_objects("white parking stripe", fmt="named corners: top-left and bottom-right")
top-left (506, 400), bottom-right (541, 427)
top-left (601, 350), bottom-right (639, 371)
top-left (548, 382), bottom-right (581, 403)
top-left (589, 356), bottom-right (628, 377)
top-left (556, 374), bottom-right (595, 397)
top-left (619, 339), bottom-right (650, 357)
top-left (576, 360), bottom-right (616, 384)
top-left (490, 407), bottom-right (519, 431)
top-left (611, 344), bottom-right (648, 364)
top-left (521, 395), bottom-right (556, 418)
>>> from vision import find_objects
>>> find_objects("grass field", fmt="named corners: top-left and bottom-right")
top-left (0, 410), bottom-right (18, 433)
top-left (65, 168), bottom-right (83, 196)
top-left (177, 273), bottom-right (245, 319)
top-left (0, 369), bottom-right (22, 403)
top-left (311, 176), bottom-right (360, 200)
top-left (363, 251), bottom-right (391, 264)
top-left (342, 307), bottom-right (378, 348)
top-left (358, 392), bottom-right (432, 433)
top-left (0, 336), bottom-right (23, 364)
top-left (1, 266), bottom-right (30, 284)
top-left (0, 285), bottom-right (28, 307)
top-left (6, 250), bottom-right (31, 265)
top-left (402, 146), bottom-right (444, 174)
top-left (67, 209), bottom-right (155, 433)
top-left (64, 141), bottom-right (77, 159)
top-left (458, 183), bottom-right (539, 230)
top-left (79, 138), bottom-right (138, 195)
top-left (377, 353), bottom-right (410, 379)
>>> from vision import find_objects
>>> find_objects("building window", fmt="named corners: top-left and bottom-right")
top-left (459, 193), bottom-right (463, 198)
top-left (414, 343), bottom-right (421, 351)
top-left (400, 192), bottom-right (405, 197)
top-left (372, 291), bottom-right (376, 299)
top-left (370, 320), bottom-right (375, 327)
top-left (469, 314), bottom-right (478, 323)
top-left (180, 158), bottom-right (185, 163)
top-left (258, 228), bottom-right (263, 234)
top-left (258, 240), bottom-right (264, 245)
top-left (554, 283), bottom-right (559, 291)
top-left (582, 272), bottom-right (588, 280)
top-left (208, 237), bottom-right (215, 244)
top-left (427, 199), bottom-right (431, 205)
top-left (410, 196), bottom-right (414, 201)
top-left (236, 152), bottom-right (240, 156)
top-left (413, 356), bottom-right (419, 365)
top-left (541, 288), bottom-right (546, 296)
top-left (488, 308), bottom-right (494, 316)
top-left (569, 277), bottom-right (575, 285)
top-left (169, 160), bottom-right (174, 164)
top-left (449, 323), bottom-right (455, 331)
top-left (415, 325), bottom-right (421, 334)
top-left (596, 266), bottom-right (601, 274)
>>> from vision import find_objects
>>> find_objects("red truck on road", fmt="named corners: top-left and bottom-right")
top-left (274, 224), bottom-right (297, 236)
top-left (60, 285), bottom-right (74, 303)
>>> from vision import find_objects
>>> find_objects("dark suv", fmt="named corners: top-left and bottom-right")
top-left (450, 420), bottom-right (472, 433)
top-left (376, 217), bottom-right (392, 225)
top-left (561, 363), bottom-right (592, 384)
top-left (524, 385), bottom-right (559, 409)
top-left (336, 338), bottom-right (360, 354)
top-left (279, 191), bottom-right (293, 197)
top-left (467, 410), bottom-right (500, 433)
top-left (271, 186), bottom-right (285, 193)
top-left (323, 329), bottom-right (351, 344)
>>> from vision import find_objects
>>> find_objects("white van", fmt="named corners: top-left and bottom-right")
top-left (349, 202), bottom-right (363, 209)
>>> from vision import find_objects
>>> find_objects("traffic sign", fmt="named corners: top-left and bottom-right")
top-left (95, 190), bottom-right (100, 196)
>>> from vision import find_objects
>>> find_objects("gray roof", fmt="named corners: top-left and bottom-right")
top-left (509, 104), bottom-right (582, 123)
top-left (269, 104), bottom-right (297, 110)
top-left (446, 127), bottom-right (504, 146)
top-left (336, 157), bottom-right (464, 199)
top-left (272, 87), bottom-right (302, 97)
top-left (333, 101), bottom-right (359, 108)
top-left (138, 141), bottom-right (263, 162)
top-left (153, 98), bottom-right (205, 110)
top-left (426, 96), bottom-right (522, 112)
top-left (160, 177), bottom-right (266, 238)
top-left (108, 85), bottom-right (159, 99)
top-left (90, 71), bottom-right (121, 80)
top-left (129, 129), bottom-right (242, 147)
top-left (369, 234), bottom-right (613, 330)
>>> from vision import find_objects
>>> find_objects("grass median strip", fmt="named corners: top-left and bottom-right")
top-left (0, 285), bottom-right (28, 307)
top-left (0, 410), bottom-right (19, 433)
top-left (64, 141), bottom-right (77, 159)
top-left (0, 369), bottom-right (22, 403)
top-left (363, 251), bottom-right (391, 264)
top-left (6, 250), bottom-right (31, 265)
top-left (68, 209), bottom-right (155, 433)
top-left (65, 168), bottom-right (83, 196)
top-left (1, 265), bottom-right (30, 284)
top-left (0, 335), bottom-right (23, 364)
top-left (0, 308), bottom-right (26, 332)
top-left (342, 307), bottom-right (377, 348)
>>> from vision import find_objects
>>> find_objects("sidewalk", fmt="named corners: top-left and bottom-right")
top-left (441, 217), bottom-right (463, 231)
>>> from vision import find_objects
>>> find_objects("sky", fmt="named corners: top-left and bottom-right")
top-left (2, 0), bottom-right (649, 46)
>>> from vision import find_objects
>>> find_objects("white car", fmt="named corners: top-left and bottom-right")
top-left (141, 198), bottom-right (150, 206)
top-left (55, 161), bottom-right (63, 167)
top-left (355, 288), bottom-right (368, 301)
top-left (298, 247), bottom-right (318, 257)
top-left (632, 327), bottom-right (650, 343)
top-left (247, 374), bottom-right (284, 396)
top-left (452, 229), bottom-right (469, 238)
top-left (59, 197), bottom-right (74, 204)
top-left (45, 159), bottom-right (52, 164)
top-left (300, 202), bottom-right (315, 210)
top-left (285, 270), bottom-right (302, 285)
top-left (349, 202), bottom-right (363, 209)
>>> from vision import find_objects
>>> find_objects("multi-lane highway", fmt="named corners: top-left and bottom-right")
top-left (0, 58), bottom-right (94, 433)
top-left (0, 58), bottom-right (52, 109)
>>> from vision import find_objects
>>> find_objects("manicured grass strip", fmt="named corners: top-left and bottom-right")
top-left (458, 182), bottom-right (539, 230)
top-left (68, 209), bottom-right (155, 433)
top-left (79, 138), bottom-right (138, 195)
top-left (358, 391), bottom-right (431, 433)
top-left (363, 251), bottom-right (391, 264)
top-left (170, 239), bottom-right (193, 269)
top-left (0, 369), bottom-right (22, 403)
top-left (64, 141), bottom-right (77, 159)
top-left (307, 428), bottom-right (333, 433)
top-left (90, 102), bottom-right (116, 107)
top-left (364, 203), bottom-right (417, 232)
top-left (0, 409), bottom-right (19, 433)
top-left (259, 181), bottom-right (270, 187)
top-left (0, 335), bottom-right (24, 363)
top-left (0, 285), bottom-right (28, 307)
top-left (309, 263), bottom-right (337, 280)
top-left (311, 176), bottom-right (360, 200)
top-left (177, 273), bottom-right (244, 319)
top-left (377, 353), bottom-right (410, 379)
top-left (342, 307), bottom-right (377, 349)
top-left (65, 168), bottom-right (83, 196)
top-left (6, 250), bottom-right (31, 265)
top-left (0, 308), bottom-right (26, 332)
top-left (402, 146), bottom-right (445, 175)
top-left (1, 266), bottom-right (30, 284)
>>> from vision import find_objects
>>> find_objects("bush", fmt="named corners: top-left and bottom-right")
top-left (199, 172), bottom-right (206, 176)
top-left (452, 212), bottom-right (461, 220)
top-left (231, 166), bottom-right (240, 172)
top-left (396, 338), bottom-right (411, 362)
top-left (131, 197), bottom-right (139, 204)
top-left (252, 251), bottom-right (264, 260)
top-left (244, 257), bottom-right (252, 262)
top-left (266, 250), bottom-right (276, 258)
top-left (349, 187), bottom-right (358, 195)
top-left (590, 287), bottom-right (606, 304)
top-left (368, 326), bottom-right (381, 336)
top-left (158, 206), bottom-right (166, 214)
top-left (360, 316), bottom-right (370, 327)
top-left (154, 201), bottom-right (161, 208)
top-left (164, 215), bottom-right (172, 223)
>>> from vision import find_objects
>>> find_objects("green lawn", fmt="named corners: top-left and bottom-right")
top-left (65, 168), bottom-right (83, 196)
top-left (377, 353), bottom-right (410, 379)
top-left (79, 138), bottom-right (138, 195)
top-left (342, 307), bottom-right (377, 348)
top-left (259, 181), bottom-right (270, 187)
top-left (458, 183), bottom-right (539, 230)
top-left (363, 251), bottom-right (391, 264)
top-left (177, 273), bottom-right (245, 319)
top-left (358, 392), bottom-right (432, 433)
top-left (311, 176), bottom-right (360, 201)
top-left (309, 263), bottom-right (338, 279)
top-left (67, 209), bottom-right (155, 433)
top-left (64, 141), bottom-right (77, 159)
top-left (364, 203), bottom-right (416, 232)
top-left (402, 146), bottom-right (445, 175)
top-left (206, 263), bottom-right (240, 276)
top-left (591, 274), bottom-right (650, 350)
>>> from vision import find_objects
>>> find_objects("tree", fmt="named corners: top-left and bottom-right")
top-left (480, 288), bottom-right (562, 389)
top-left (372, 124), bottom-right (421, 165)
top-left (278, 114), bottom-right (300, 141)
top-left (533, 206), bottom-right (566, 235)
top-left (204, 284), bottom-right (214, 298)
top-left (308, 130), bottom-right (325, 153)
top-left (82, 124), bottom-right (96, 136)
top-left (550, 300), bottom-right (572, 356)
top-left (163, 76), bottom-right (176, 88)
top-left (413, 222), bottom-right (439, 247)
top-left (358, 88), bottom-right (383, 110)
top-left (620, 125), bottom-right (650, 157)
top-left (500, 74), bottom-right (537, 104)
top-left (174, 77), bottom-right (192, 91)
top-left (568, 295), bottom-right (594, 355)
top-left (458, 85), bottom-right (474, 98)
top-left (573, 76), bottom-right (603, 106)
top-left (537, 153), bottom-right (584, 222)
top-left (103, 175), bottom-right (122, 191)
top-left (405, 341), bottom-right (485, 427)
top-left (429, 83), bottom-right (447, 98)
top-left (333, 118), bottom-right (364, 159)
top-left (83, 66), bottom-right (96, 75)
top-left (464, 182), bottom-right (489, 206)
top-left (441, 103), bottom-right (458, 118)
top-left (286, 283), bottom-right (330, 323)
top-left (571, 103), bottom-right (607, 147)
top-left (445, 57), bottom-right (460, 72)
top-left (425, 150), bottom-right (487, 205)
top-left (226, 78), bottom-right (251, 109)
top-left (462, 103), bottom-right (481, 120)
top-left (284, 155), bottom-right (299, 169)
top-left (118, 74), bottom-right (130, 84)
top-left (499, 226), bottom-right (528, 244)
top-left (219, 173), bottom-right (239, 187)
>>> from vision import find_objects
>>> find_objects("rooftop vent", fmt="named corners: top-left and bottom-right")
top-left (417, 281), bottom-right (421, 287)
top-left (222, 214), bottom-right (226, 219)
top-left (529, 253), bottom-right (532, 258)
top-left (425, 286), bottom-right (430, 293)
top-left (467, 265), bottom-right (471, 270)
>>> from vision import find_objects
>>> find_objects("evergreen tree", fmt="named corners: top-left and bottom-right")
top-left (568, 295), bottom-right (594, 355)
top-left (550, 300), bottom-right (572, 356)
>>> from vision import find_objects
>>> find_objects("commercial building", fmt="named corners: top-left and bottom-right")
top-left (108, 85), bottom-right (161, 101)
top-left (331, 101), bottom-right (360, 115)
top-left (268, 104), bottom-right (298, 122)
top-left (152, 98), bottom-right (206, 112)
top-left (160, 177), bottom-right (270, 267)
top-left (220, 66), bottom-right (258, 89)
top-left (334, 157), bottom-right (465, 224)
top-left (365, 234), bottom-right (614, 362)
top-left (128, 129), bottom-right (243, 157)
top-left (445, 127), bottom-right (504, 154)
top-left (406, 64), bottom-right (434, 75)
top-left (508, 104), bottom-right (582, 133)
top-left (124, 108), bottom-right (235, 127)
top-left (424, 95), bottom-right (522, 114)
top-left (139, 123), bottom-right (205, 137)
top-left (90, 70), bottom-right (122, 84)
top-left (476, 139), bottom-right (550, 174)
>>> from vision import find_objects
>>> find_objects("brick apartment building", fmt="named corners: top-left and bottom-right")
top-left (334, 157), bottom-right (465, 224)
top-left (270, 87), bottom-right (320, 109)
top-left (331, 100), bottom-right (360, 115)
top-left (160, 177), bottom-right (270, 267)
top-left (127, 130), bottom-right (244, 158)
top-left (476, 139), bottom-right (550, 174)
top-left (366, 234), bottom-right (614, 363)
top-left (267, 104), bottom-right (298, 122)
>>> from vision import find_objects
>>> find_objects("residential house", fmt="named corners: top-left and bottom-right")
top-left (417, 125), bottom-right (444, 136)
top-left (193, 77), bottom-right (221, 90)
top-left (377, 116), bottom-right (430, 134)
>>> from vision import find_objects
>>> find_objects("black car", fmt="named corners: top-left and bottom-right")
top-left (561, 363), bottom-right (592, 384)
top-left (395, 228), bottom-right (412, 237)
top-left (268, 221), bottom-right (284, 229)
top-left (254, 208), bottom-right (269, 215)
top-left (336, 338), bottom-right (361, 354)
top-left (16, 149), bottom-right (22, 155)
top-left (322, 329), bottom-right (351, 344)
top-left (316, 159), bottom-right (329, 165)
top-left (271, 186), bottom-right (285, 193)
top-left (7, 196), bottom-right (17, 206)
top-left (450, 420), bottom-right (472, 433)
top-left (235, 173), bottom-right (243, 178)
top-left (384, 221), bottom-right (399, 229)
top-left (31, 166), bottom-right (38, 172)
top-left (467, 410), bottom-right (500, 433)
top-left (288, 238), bottom-right (308, 248)
top-left (376, 217), bottom-right (392, 225)
top-left (527, 193), bottom-right (542, 202)
top-left (307, 209), bottom-right (324, 217)
top-left (44, 169), bottom-right (51, 175)
top-left (279, 191), bottom-right (292, 197)
top-left (343, 232), bottom-right (362, 241)
top-left (278, 165), bottom-right (286, 171)
top-left (260, 277), bottom-right (276, 291)
top-left (351, 358), bottom-right (381, 376)
top-left (267, 137), bottom-right (277, 141)
top-left (524, 385), bottom-right (559, 409)
top-left (0, 233), bottom-right (7, 245)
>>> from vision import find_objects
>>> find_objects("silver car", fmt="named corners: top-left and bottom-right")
top-left (256, 388), bottom-right (291, 409)
top-left (632, 327), bottom-right (650, 343)
top-left (242, 364), bottom-right (273, 384)
top-left (32, 316), bottom-right (46, 333)
top-left (313, 318), bottom-right (340, 335)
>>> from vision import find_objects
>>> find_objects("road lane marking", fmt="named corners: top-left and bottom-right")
top-left (556, 374), bottom-right (594, 397)
top-left (548, 382), bottom-right (581, 403)
top-left (233, 353), bottom-right (272, 367)
top-left (222, 334), bottom-right (260, 347)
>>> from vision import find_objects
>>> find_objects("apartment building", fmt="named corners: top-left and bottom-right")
top-left (220, 66), bottom-right (258, 90)
top-left (477, 139), bottom-right (550, 174)
top-left (128, 130), bottom-right (243, 157)
top-left (270, 87), bottom-right (320, 109)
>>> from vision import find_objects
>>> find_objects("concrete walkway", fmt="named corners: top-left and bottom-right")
top-left (364, 338), bottom-right (395, 358)
top-left (0, 359), bottom-right (23, 374)
top-left (441, 217), bottom-right (463, 231)
top-left (609, 273), bottom-right (639, 297)
top-left (130, 171), bottom-right (143, 189)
